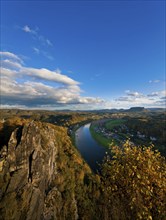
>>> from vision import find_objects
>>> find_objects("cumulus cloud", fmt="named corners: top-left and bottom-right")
top-left (0, 51), bottom-right (23, 63)
top-left (147, 92), bottom-right (159, 97)
top-left (114, 89), bottom-right (166, 108)
top-left (1, 59), bottom-right (22, 69)
top-left (1, 51), bottom-right (165, 110)
top-left (148, 90), bottom-right (166, 97)
top-left (125, 90), bottom-right (143, 97)
top-left (154, 97), bottom-right (166, 106)
top-left (0, 51), bottom-right (103, 109)
top-left (20, 67), bottom-right (79, 86)
top-left (115, 97), bottom-right (131, 102)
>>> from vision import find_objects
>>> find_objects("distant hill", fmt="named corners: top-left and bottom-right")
top-left (89, 107), bottom-right (165, 113)
top-left (126, 107), bottom-right (146, 112)
top-left (82, 107), bottom-right (146, 113)
top-left (147, 108), bottom-right (166, 112)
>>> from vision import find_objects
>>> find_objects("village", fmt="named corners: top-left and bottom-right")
top-left (92, 120), bottom-right (157, 146)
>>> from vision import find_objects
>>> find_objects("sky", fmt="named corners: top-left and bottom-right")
top-left (0, 0), bottom-right (165, 110)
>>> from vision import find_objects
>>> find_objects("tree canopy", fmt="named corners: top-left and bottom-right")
top-left (100, 142), bottom-right (166, 219)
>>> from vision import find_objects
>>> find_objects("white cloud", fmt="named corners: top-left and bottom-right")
top-left (147, 92), bottom-right (159, 97)
top-left (46, 39), bottom-right (52, 46)
top-left (1, 67), bottom-right (17, 78)
top-left (125, 90), bottom-right (143, 97)
top-left (0, 51), bottom-right (103, 109)
top-left (149, 79), bottom-right (160, 83)
top-left (0, 51), bottom-right (23, 63)
top-left (1, 59), bottom-right (22, 69)
top-left (42, 51), bottom-right (54, 60)
top-left (147, 90), bottom-right (166, 97)
top-left (115, 97), bottom-right (131, 102)
top-left (22, 25), bottom-right (32, 33)
top-left (32, 47), bottom-right (54, 60)
top-left (112, 88), bottom-right (166, 108)
top-left (21, 25), bottom-right (54, 60)
top-left (160, 90), bottom-right (166, 96)
top-left (22, 25), bottom-right (53, 47)
top-left (33, 47), bottom-right (40, 54)
top-left (20, 67), bottom-right (79, 86)
top-left (1, 51), bottom-right (165, 110)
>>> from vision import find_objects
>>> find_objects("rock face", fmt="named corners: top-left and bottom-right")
top-left (0, 121), bottom-right (88, 220)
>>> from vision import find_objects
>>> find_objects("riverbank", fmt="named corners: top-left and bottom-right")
top-left (74, 123), bottom-right (108, 173)
top-left (89, 119), bottom-right (126, 149)
top-left (69, 119), bottom-right (93, 144)
top-left (90, 123), bottom-right (111, 148)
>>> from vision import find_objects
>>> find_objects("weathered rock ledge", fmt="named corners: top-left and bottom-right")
top-left (0, 121), bottom-right (84, 220)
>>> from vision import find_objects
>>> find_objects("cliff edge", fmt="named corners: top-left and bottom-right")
top-left (0, 121), bottom-right (92, 220)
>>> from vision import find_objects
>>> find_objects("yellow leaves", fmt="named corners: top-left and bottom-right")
top-left (101, 141), bottom-right (166, 219)
top-left (95, 174), bottom-right (101, 183)
top-left (147, 216), bottom-right (152, 220)
top-left (78, 170), bottom-right (85, 181)
top-left (137, 174), bottom-right (141, 179)
top-left (72, 153), bottom-right (83, 165)
top-left (137, 212), bottom-right (143, 219)
top-left (133, 165), bottom-right (137, 170)
top-left (148, 160), bottom-right (152, 169)
top-left (131, 197), bottom-right (136, 202)
top-left (111, 185), bottom-right (117, 192)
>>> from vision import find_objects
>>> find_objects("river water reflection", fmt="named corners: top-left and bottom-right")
top-left (75, 123), bottom-right (107, 172)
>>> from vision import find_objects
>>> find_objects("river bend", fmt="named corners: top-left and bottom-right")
top-left (75, 123), bottom-right (107, 172)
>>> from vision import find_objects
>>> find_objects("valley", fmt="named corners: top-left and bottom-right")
top-left (0, 108), bottom-right (165, 220)
top-left (90, 115), bottom-right (166, 157)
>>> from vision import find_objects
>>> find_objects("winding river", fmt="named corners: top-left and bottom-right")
top-left (75, 123), bottom-right (107, 172)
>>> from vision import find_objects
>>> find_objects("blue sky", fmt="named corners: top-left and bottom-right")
top-left (1, 0), bottom-right (165, 109)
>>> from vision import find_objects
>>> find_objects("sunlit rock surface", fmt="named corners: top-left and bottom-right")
top-left (0, 121), bottom-right (90, 220)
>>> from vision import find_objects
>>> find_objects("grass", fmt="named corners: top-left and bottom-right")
top-left (90, 124), bottom-right (118, 149)
top-left (89, 119), bottom-right (127, 148)
top-left (105, 119), bottom-right (125, 130)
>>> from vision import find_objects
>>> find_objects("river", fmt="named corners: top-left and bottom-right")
top-left (75, 123), bottom-right (107, 172)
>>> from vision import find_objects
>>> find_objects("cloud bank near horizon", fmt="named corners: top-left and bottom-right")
top-left (0, 51), bottom-right (165, 110)
top-left (0, 51), bottom-right (103, 109)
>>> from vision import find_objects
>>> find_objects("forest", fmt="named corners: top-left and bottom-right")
top-left (0, 109), bottom-right (165, 220)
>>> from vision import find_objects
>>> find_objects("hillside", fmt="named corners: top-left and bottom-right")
top-left (0, 117), bottom-right (165, 220)
top-left (0, 121), bottom-right (97, 220)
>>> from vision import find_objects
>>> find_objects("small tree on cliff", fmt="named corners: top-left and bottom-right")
top-left (100, 141), bottom-right (166, 220)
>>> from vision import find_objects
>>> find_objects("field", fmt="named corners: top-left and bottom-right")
top-left (90, 124), bottom-right (112, 148)
top-left (90, 119), bottom-right (126, 148)
top-left (105, 119), bottom-right (126, 130)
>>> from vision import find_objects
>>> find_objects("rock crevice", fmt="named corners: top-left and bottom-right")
top-left (0, 122), bottom-right (67, 219)
top-left (0, 121), bottom-right (92, 220)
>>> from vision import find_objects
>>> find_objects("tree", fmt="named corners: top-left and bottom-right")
top-left (100, 141), bottom-right (166, 220)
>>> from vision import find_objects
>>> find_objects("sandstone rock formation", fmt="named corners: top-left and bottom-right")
top-left (0, 121), bottom-right (91, 220)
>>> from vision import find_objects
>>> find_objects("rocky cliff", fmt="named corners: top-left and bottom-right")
top-left (0, 121), bottom-right (93, 220)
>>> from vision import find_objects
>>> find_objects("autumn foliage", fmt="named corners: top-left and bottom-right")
top-left (100, 141), bottom-right (166, 219)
